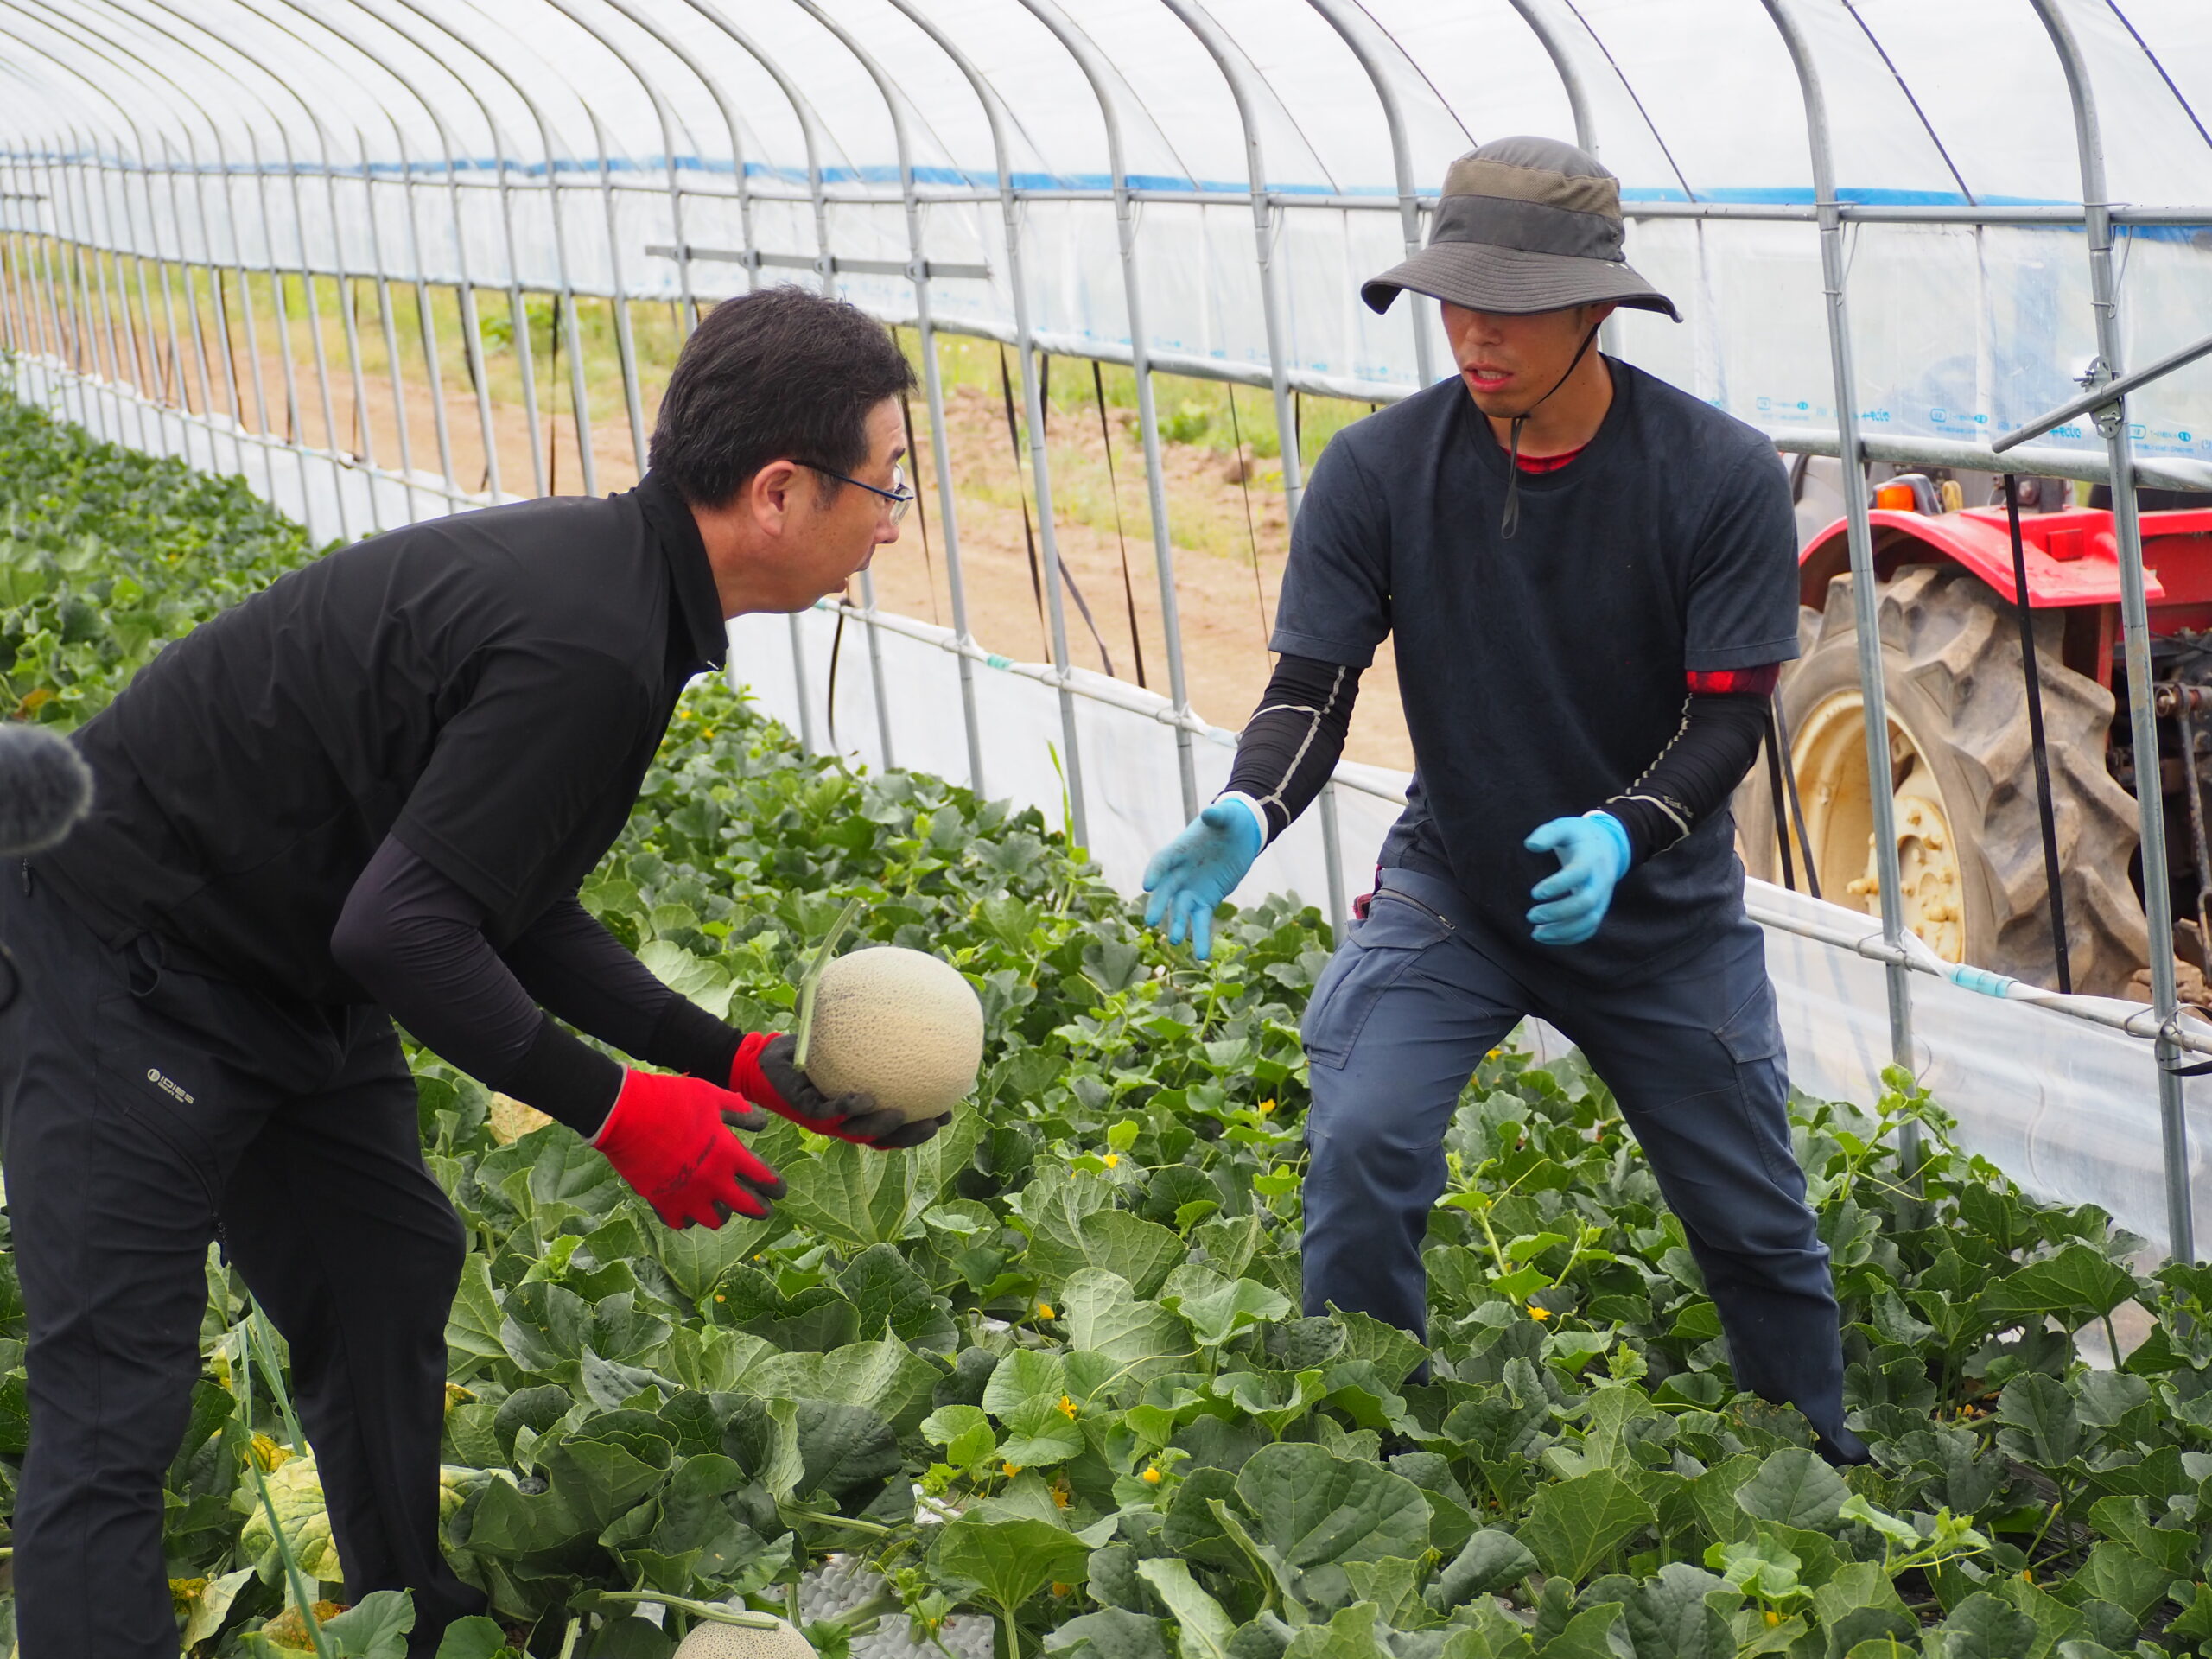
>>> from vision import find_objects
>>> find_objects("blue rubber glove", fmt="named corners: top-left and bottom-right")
top-left (1525, 812), bottom-right (1630, 945)
top-left (1143, 800), bottom-right (1264, 960)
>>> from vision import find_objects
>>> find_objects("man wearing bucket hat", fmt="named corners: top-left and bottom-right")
top-left (1144, 137), bottom-right (1864, 1465)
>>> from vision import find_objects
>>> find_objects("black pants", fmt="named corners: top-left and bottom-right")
top-left (0, 864), bottom-right (485, 1656)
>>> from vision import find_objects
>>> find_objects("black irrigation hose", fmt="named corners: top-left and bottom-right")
top-left (1092, 359), bottom-right (1147, 690)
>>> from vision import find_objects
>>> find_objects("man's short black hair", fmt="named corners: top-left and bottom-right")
top-left (649, 287), bottom-right (916, 508)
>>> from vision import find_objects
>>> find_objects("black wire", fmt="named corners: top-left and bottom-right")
top-left (2005, 474), bottom-right (2074, 994)
top-left (825, 594), bottom-right (849, 761)
top-left (898, 381), bottom-right (939, 627)
top-left (1499, 322), bottom-right (1601, 540)
top-left (1092, 359), bottom-right (1147, 689)
top-left (996, 343), bottom-right (1049, 652)
top-left (1761, 699), bottom-right (1797, 893)
top-left (1771, 692), bottom-right (1821, 903)
top-left (1001, 347), bottom-right (1115, 677)
top-left (1224, 384), bottom-right (1271, 647)
top-left (546, 292), bottom-right (560, 496)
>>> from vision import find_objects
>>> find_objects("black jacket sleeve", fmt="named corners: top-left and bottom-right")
top-left (1224, 654), bottom-right (1365, 842)
top-left (502, 898), bottom-right (744, 1082)
top-left (330, 835), bottom-right (623, 1136)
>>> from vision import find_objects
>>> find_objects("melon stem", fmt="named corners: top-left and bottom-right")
top-left (793, 897), bottom-right (863, 1073)
top-left (588, 1590), bottom-right (785, 1629)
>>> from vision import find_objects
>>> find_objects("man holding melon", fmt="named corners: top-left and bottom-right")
top-left (0, 289), bottom-right (941, 1656)
top-left (1144, 139), bottom-right (1864, 1468)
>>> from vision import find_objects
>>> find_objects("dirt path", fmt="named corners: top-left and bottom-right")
top-left (876, 384), bottom-right (1414, 771)
top-left (47, 304), bottom-right (1419, 772)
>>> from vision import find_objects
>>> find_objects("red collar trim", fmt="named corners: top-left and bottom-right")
top-left (1514, 444), bottom-right (1586, 474)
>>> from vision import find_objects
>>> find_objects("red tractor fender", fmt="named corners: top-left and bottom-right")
top-left (1796, 506), bottom-right (2163, 613)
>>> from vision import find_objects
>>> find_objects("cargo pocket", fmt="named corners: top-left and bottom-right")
top-left (1715, 980), bottom-right (1795, 1188)
top-left (1300, 888), bottom-right (1453, 1070)
top-left (90, 947), bottom-right (242, 1221)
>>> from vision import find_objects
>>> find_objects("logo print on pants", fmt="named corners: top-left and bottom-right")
top-left (145, 1066), bottom-right (195, 1105)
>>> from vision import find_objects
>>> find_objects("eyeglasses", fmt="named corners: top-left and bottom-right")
top-left (805, 460), bottom-right (914, 525)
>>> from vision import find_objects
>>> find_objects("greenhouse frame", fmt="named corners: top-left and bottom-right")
top-left (3, 0), bottom-right (2211, 1255)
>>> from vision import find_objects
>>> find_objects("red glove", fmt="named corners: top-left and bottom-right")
top-left (728, 1032), bottom-right (948, 1151)
top-left (594, 1070), bottom-right (785, 1230)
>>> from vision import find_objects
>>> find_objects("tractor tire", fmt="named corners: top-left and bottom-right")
top-left (1736, 564), bottom-right (2148, 995)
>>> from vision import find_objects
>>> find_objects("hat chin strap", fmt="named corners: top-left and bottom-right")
top-left (1500, 321), bottom-right (1603, 540)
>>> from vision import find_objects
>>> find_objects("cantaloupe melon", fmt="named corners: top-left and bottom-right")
top-left (803, 945), bottom-right (983, 1124)
top-left (674, 1614), bottom-right (817, 1659)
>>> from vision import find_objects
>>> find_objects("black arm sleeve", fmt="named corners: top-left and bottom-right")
top-left (329, 835), bottom-right (622, 1136)
top-left (1603, 692), bottom-right (1771, 864)
top-left (1224, 654), bottom-right (1365, 842)
top-left (502, 898), bottom-right (744, 1082)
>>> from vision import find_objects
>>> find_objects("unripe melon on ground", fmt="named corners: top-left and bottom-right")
top-left (804, 945), bottom-right (983, 1124)
top-left (675, 1615), bottom-right (817, 1659)
top-left (487, 1091), bottom-right (554, 1145)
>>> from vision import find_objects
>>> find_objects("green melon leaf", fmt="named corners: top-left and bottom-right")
top-left (1137, 1559), bottom-right (1239, 1659)
top-left (1734, 1450), bottom-right (1847, 1534)
top-left (1519, 1467), bottom-right (1655, 1580)
top-left (939, 1513), bottom-right (1093, 1618)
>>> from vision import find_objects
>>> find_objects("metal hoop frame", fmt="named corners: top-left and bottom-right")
top-left (4, 0), bottom-right (2210, 1253)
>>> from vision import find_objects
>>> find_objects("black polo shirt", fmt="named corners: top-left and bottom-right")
top-left (1273, 359), bottom-right (1799, 978)
top-left (39, 473), bottom-right (726, 1005)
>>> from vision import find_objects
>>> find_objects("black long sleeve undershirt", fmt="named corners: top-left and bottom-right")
top-left (502, 896), bottom-right (744, 1081)
top-left (1224, 652), bottom-right (1775, 866)
top-left (329, 836), bottom-right (743, 1136)
top-left (1602, 692), bottom-right (1772, 864)
top-left (1224, 655), bottom-right (1365, 841)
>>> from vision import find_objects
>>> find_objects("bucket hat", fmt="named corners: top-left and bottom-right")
top-left (1362, 136), bottom-right (1680, 322)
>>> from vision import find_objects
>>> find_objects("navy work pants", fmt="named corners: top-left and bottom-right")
top-left (0, 863), bottom-right (485, 1657)
top-left (1299, 866), bottom-right (1847, 1440)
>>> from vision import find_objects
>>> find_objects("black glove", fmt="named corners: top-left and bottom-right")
top-left (728, 1032), bottom-right (950, 1150)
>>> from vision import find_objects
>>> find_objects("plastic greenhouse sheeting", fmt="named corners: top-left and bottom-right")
top-left (7, 0), bottom-right (2212, 1248)
top-left (2, 0), bottom-right (2208, 459)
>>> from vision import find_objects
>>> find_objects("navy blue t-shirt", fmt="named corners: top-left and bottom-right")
top-left (1273, 359), bottom-right (1799, 978)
